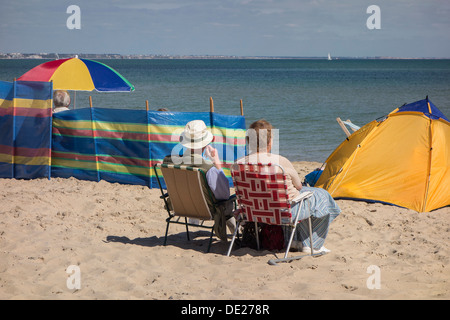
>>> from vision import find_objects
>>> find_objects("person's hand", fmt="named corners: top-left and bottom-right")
top-left (205, 145), bottom-right (222, 169)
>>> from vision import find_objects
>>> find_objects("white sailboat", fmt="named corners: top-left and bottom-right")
top-left (327, 53), bottom-right (332, 60)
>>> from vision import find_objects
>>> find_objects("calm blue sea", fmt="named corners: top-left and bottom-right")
top-left (1, 59), bottom-right (449, 162)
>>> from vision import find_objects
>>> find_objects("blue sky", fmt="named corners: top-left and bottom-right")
top-left (1, 0), bottom-right (449, 57)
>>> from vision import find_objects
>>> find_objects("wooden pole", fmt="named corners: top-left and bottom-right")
top-left (210, 97), bottom-right (214, 113)
top-left (240, 99), bottom-right (244, 116)
top-left (336, 117), bottom-right (351, 138)
top-left (145, 100), bottom-right (151, 186)
top-left (12, 79), bottom-right (17, 178)
top-left (89, 96), bottom-right (100, 181)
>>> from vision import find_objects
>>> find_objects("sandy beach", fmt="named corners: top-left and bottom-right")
top-left (0, 161), bottom-right (448, 300)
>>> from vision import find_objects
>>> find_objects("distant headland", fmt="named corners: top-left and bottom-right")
top-left (0, 52), bottom-right (446, 60)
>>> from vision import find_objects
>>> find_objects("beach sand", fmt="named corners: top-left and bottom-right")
top-left (0, 161), bottom-right (449, 300)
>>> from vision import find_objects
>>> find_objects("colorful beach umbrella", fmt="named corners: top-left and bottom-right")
top-left (18, 58), bottom-right (135, 92)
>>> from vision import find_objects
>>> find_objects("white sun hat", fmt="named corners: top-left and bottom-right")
top-left (179, 120), bottom-right (214, 149)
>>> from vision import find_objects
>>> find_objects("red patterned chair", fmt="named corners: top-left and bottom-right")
top-left (227, 162), bottom-right (319, 265)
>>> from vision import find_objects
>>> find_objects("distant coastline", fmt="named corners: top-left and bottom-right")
top-left (0, 53), bottom-right (448, 60)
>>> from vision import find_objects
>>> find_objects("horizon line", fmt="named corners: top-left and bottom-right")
top-left (1, 52), bottom-right (450, 60)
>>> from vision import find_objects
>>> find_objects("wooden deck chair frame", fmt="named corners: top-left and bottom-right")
top-left (227, 162), bottom-right (324, 265)
top-left (154, 163), bottom-right (234, 253)
top-left (336, 117), bottom-right (360, 137)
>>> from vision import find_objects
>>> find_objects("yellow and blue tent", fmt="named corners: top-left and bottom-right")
top-left (315, 97), bottom-right (449, 212)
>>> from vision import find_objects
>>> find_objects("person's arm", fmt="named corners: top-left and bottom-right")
top-left (281, 157), bottom-right (303, 191)
top-left (206, 167), bottom-right (230, 200)
top-left (204, 145), bottom-right (222, 170)
top-left (204, 145), bottom-right (230, 200)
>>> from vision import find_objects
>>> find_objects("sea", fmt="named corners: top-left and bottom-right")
top-left (1, 58), bottom-right (449, 163)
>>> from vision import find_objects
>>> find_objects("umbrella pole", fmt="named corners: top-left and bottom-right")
top-left (240, 99), bottom-right (244, 116)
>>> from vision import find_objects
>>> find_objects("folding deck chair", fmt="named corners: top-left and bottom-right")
top-left (154, 163), bottom-right (235, 253)
top-left (336, 117), bottom-right (360, 137)
top-left (227, 162), bottom-right (324, 265)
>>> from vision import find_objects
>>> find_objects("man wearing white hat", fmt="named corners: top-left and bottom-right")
top-left (166, 119), bottom-right (229, 199)
top-left (163, 120), bottom-right (235, 240)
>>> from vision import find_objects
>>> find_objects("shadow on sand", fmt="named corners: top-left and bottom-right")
top-left (104, 230), bottom-right (276, 258)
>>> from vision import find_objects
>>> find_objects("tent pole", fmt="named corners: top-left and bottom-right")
top-left (422, 117), bottom-right (433, 212)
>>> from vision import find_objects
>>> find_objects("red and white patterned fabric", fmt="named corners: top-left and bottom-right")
top-left (231, 163), bottom-right (293, 225)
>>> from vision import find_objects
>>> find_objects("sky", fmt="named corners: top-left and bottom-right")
top-left (1, 0), bottom-right (450, 58)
